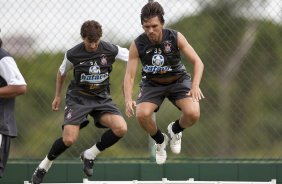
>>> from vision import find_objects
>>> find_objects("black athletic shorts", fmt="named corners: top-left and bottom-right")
top-left (63, 92), bottom-right (122, 129)
top-left (137, 74), bottom-right (192, 112)
top-left (0, 134), bottom-right (11, 178)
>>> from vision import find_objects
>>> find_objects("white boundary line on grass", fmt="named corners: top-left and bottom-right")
top-left (24, 178), bottom-right (277, 184)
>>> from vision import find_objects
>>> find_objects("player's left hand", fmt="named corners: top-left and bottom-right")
top-left (188, 86), bottom-right (205, 102)
top-left (125, 100), bottom-right (136, 118)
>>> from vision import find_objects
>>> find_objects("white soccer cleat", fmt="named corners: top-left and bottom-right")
top-left (167, 122), bottom-right (182, 154)
top-left (155, 133), bottom-right (169, 164)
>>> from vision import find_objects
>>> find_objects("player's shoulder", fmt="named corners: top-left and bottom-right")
top-left (65, 42), bottom-right (84, 59)
top-left (164, 28), bottom-right (178, 37)
top-left (67, 42), bottom-right (84, 54)
top-left (135, 32), bottom-right (147, 40)
top-left (134, 33), bottom-right (150, 47)
top-left (99, 40), bottom-right (118, 53)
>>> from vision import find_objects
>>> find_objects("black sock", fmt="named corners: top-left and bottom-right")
top-left (172, 119), bottom-right (184, 134)
top-left (47, 137), bottom-right (69, 160)
top-left (96, 130), bottom-right (121, 151)
top-left (151, 129), bottom-right (164, 144)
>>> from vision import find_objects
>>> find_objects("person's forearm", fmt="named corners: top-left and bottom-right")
top-left (54, 71), bottom-right (66, 98)
top-left (123, 75), bottom-right (134, 102)
top-left (0, 85), bottom-right (27, 98)
top-left (192, 60), bottom-right (204, 87)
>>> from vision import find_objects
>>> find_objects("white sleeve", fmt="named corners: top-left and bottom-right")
top-left (115, 45), bottom-right (129, 62)
top-left (0, 56), bottom-right (26, 85)
top-left (59, 53), bottom-right (73, 76)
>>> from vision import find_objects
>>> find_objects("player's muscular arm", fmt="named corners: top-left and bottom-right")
top-left (177, 32), bottom-right (204, 101)
top-left (123, 41), bottom-right (138, 117)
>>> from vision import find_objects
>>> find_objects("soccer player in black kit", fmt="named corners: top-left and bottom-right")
top-left (31, 20), bottom-right (129, 184)
top-left (0, 36), bottom-right (27, 178)
top-left (124, 2), bottom-right (204, 164)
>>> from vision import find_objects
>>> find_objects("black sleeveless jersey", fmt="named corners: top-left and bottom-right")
top-left (135, 29), bottom-right (187, 79)
top-left (66, 41), bottom-right (119, 96)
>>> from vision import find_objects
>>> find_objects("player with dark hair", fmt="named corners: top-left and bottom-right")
top-left (0, 36), bottom-right (27, 177)
top-left (124, 1), bottom-right (204, 164)
top-left (31, 20), bottom-right (129, 183)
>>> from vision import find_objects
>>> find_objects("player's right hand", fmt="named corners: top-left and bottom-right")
top-left (52, 97), bottom-right (61, 111)
top-left (125, 100), bottom-right (136, 117)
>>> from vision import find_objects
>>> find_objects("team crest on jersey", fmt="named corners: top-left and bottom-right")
top-left (89, 62), bottom-right (100, 74)
top-left (163, 41), bottom-right (172, 53)
top-left (100, 54), bottom-right (107, 65)
top-left (66, 108), bottom-right (72, 120)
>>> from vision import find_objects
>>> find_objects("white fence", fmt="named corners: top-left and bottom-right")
top-left (24, 178), bottom-right (276, 184)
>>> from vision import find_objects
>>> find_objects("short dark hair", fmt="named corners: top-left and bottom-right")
top-left (140, 1), bottom-right (165, 25)
top-left (80, 20), bottom-right (102, 42)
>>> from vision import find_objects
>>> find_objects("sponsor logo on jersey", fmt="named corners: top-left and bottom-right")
top-left (152, 54), bottom-right (164, 66)
top-left (89, 62), bottom-right (100, 74)
top-left (80, 62), bottom-right (109, 83)
top-left (143, 54), bottom-right (172, 74)
top-left (80, 73), bottom-right (109, 83)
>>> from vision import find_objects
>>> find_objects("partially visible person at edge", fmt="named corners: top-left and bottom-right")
top-left (0, 35), bottom-right (27, 178)
top-left (123, 1), bottom-right (204, 164)
top-left (31, 20), bottom-right (129, 184)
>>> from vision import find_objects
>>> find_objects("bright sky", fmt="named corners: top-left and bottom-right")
top-left (0, 0), bottom-right (281, 52)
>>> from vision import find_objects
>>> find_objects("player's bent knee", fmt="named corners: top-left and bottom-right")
top-left (193, 112), bottom-right (200, 121)
top-left (117, 126), bottom-right (127, 137)
top-left (63, 137), bottom-right (77, 147)
top-left (183, 110), bottom-right (200, 124)
top-left (136, 111), bottom-right (152, 122)
top-left (112, 124), bottom-right (127, 137)
top-left (190, 112), bottom-right (200, 124)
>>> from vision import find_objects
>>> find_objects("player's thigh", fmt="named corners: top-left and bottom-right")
top-left (62, 125), bottom-right (80, 142)
top-left (176, 97), bottom-right (200, 117)
top-left (100, 113), bottom-right (127, 129)
top-left (136, 102), bottom-right (158, 118)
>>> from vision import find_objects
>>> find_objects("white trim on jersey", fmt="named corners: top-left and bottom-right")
top-left (116, 45), bottom-right (129, 62)
top-left (59, 46), bottom-right (128, 76)
top-left (59, 53), bottom-right (74, 76)
top-left (0, 134), bottom-right (2, 148)
top-left (0, 56), bottom-right (26, 85)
